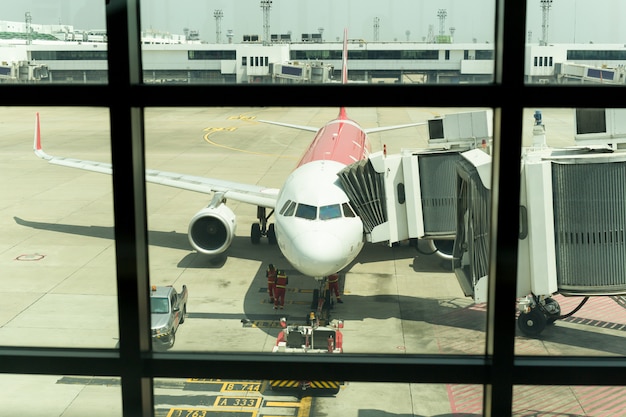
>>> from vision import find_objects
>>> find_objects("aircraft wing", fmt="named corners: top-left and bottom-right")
top-left (363, 122), bottom-right (427, 134)
top-left (259, 119), bottom-right (427, 135)
top-left (257, 119), bottom-right (320, 132)
top-left (33, 113), bottom-right (279, 209)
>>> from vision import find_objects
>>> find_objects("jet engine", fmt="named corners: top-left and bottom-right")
top-left (188, 203), bottom-right (236, 255)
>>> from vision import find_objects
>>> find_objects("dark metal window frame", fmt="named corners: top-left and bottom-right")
top-left (2, 1), bottom-right (626, 416)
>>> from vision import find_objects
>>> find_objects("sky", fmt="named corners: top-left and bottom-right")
top-left (0, 0), bottom-right (625, 44)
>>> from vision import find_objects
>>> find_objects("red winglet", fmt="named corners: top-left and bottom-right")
top-left (34, 112), bottom-right (42, 151)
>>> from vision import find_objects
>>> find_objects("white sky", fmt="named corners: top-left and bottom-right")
top-left (0, 0), bottom-right (625, 44)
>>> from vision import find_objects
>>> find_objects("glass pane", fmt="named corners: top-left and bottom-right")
top-left (140, 1), bottom-right (496, 84)
top-left (1, 107), bottom-right (118, 348)
top-left (514, 385), bottom-right (626, 415)
top-left (154, 378), bottom-right (483, 416)
top-left (525, 0), bottom-right (626, 85)
top-left (0, 1), bottom-right (108, 83)
top-left (144, 107), bottom-right (493, 354)
top-left (516, 108), bottom-right (626, 355)
top-left (0, 374), bottom-right (122, 416)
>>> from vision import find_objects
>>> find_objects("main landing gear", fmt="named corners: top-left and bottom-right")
top-left (517, 294), bottom-right (589, 337)
top-left (251, 206), bottom-right (277, 245)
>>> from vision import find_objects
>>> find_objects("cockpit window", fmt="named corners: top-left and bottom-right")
top-left (342, 202), bottom-right (356, 218)
top-left (279, 199), bottom-right (292, 215)
top-left (319, 204), bottom-right (342, 220)
top-left (295, 203), bottom-right (317, 220)
top-left (283, 201), bottom-right (297, 217)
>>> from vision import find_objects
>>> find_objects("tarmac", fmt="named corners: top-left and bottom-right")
top-left (2, 107), bottom-right (626, 416)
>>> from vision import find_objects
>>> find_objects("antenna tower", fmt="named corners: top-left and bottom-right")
top-left (214, 10), bottom-right (223, 43)
top-left (540, 0), bottom-right (553, 46)
top-left (260, 0), bottom-right (272, 45)
top-left (427, 24), bottom-right (435, 43)
top-left (25, 12), bottom-right (32, 45)
top-left (437, 9), bottom-right (447, 36)
top-left (373, 17), bottom-right (380, 41)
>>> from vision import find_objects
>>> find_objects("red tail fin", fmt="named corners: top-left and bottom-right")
top-left (342, 28), bottom-right (348, 84)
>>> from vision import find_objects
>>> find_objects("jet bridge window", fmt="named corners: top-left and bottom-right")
top-left (295, 203), bottom-right (317, 220)
top-left (319, 204), bottom-right (342, 220)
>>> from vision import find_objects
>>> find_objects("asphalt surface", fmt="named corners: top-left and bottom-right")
top-left (2, 107), bottom-right (626, 416)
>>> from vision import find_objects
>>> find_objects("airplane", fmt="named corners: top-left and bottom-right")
top-left (32, 29), bottom-right (431, 283)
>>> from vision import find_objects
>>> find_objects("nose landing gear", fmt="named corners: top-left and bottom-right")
top-left (251, 206), bottom-right (276, 244)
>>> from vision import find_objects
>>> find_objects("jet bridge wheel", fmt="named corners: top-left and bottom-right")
top-left (543, 298), bottom-right (561, 324)
top-left (517, 308), bottom-right (547, 337)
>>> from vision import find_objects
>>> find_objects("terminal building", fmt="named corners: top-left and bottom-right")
top-left (0, 19), bottom-right (625, 85)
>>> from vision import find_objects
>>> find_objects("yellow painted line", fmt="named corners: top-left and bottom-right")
top-left (166, 408), bottom-right (256, 417)
top-left (298, 396), bottom-right (312, 417)
top-left (186, 379), bottom-right (263, 392)
top-left (202, 125), bottom-right (298, 159)
top-left (265, 401), bottom-right (301, 407)
top-left (220, 382), bottom-right (262, 392)
top-left (227, 114), bottom-right (257, 121)
top-left (248, 321), bottom-right (288, 329)
top-left (265, 398), bottom-right (312, 417)
top-left (214, 396), bottom-right (262, 408)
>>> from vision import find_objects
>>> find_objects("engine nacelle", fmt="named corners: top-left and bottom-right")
top-left (188, 204), bottom-right (237, 256)
top-left (427, 239), bottom-right (455, 261)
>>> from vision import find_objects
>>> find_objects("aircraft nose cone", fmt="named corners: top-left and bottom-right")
top-left (291, 232), bottom-right (346, 277)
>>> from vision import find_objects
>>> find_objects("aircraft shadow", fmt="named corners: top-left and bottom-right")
top-left (241, 265), bottom-right (626, 357)
top-left (13, 216), bottom-right (281, 268)
top-left (14, 216), bottom-right (445, 272)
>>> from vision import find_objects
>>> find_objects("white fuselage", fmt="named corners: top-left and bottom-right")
top-left (274, 159), bottom-right (365, 277)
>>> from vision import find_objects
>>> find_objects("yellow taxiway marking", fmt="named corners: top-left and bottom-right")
top-left (227, 114), bottom-right (257, 121)
top-left (202, 127), bottom-right (298, 159)
top-left (265, 396), bottom-right (312, 417)
top-left (214, 396), bottom-right (261, 408)
top-left (167, 409), bottom-right (257, 417)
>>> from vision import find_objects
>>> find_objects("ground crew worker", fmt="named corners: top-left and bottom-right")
top-left (274, 269), bottom-right (288, 309)
top-left (266, 263), bottom-right (277, 303)
top-left (327, 273), bottom-right (343, 303)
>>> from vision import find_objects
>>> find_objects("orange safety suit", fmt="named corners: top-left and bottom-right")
top-left (266, 266), bottom-right (277, 302)
top-left (327, 273), bottom-right (342, 303)
top-left (274, 271), bottom-right (288, 309)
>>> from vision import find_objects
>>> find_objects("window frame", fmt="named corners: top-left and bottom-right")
top-left (2, 1), bottom-right (626, 416)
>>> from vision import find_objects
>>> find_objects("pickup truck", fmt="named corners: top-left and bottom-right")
top-left (150, 284), bottom-right (188, 351)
